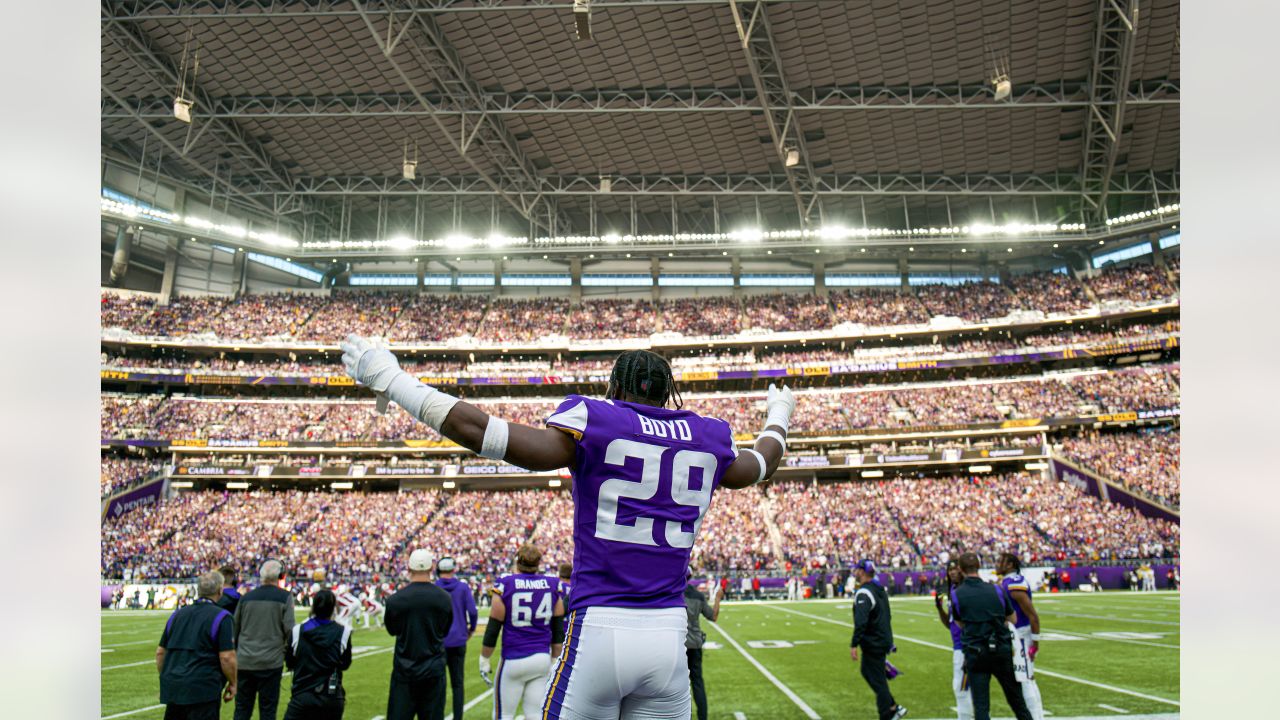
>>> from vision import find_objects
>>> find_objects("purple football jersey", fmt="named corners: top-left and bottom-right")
top-left (947, 588), bottom-right (963, 650)
top-left (493, 573), bottom-right (560, 660)
top-left (545, 395), bottom-right (738, 611)
top-left (1000, 573), bottom-right (1033, 628)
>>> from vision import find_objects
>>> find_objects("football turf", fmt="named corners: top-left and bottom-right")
top-left (101, 590), bottom-right (1179, 720)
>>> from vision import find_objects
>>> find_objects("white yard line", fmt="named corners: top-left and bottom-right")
top-left (734, 712), bottom-right (748, 720)
top-left (1098, 703), bottom-right (1131, 713)
top-left (1034, 611), bottom-right (1179, 627)
top-left (764, 605), bottom-right (1180, 708)
top-left (103, 659), bottom-right (154, 671)
top-left (103, 639), bottom-right (160, 648)
top-left (102, 646), bottom-right (396, 718)
top-left (706, 619), bottom-right (821, 719)
top-left (445, 687), bottom-right (495, 720)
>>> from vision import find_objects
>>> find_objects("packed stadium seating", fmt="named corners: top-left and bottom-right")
top-left (100, 367), bottom-right (1180, 442)
top-left (101, 472), bottom-right (1179, 582)
top-left (99, 259), bottom-right (1180, 344)
top-left (100, 457), bottom-right (162, 498)
top-left (1062, 428), bottom-right (1181, 508)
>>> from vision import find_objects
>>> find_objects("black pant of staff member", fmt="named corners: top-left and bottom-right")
top-left (284, 590), bottom-right (353, 720)
top-left (952, 552), bottom-right (1033, 720)
top-left (683, 576), bottom-right (723, 720)
top-left (849, 560), bottom-right (907, 720)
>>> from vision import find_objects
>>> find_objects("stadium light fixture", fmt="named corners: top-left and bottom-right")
top-left (331, 481), bottom-right (354, 490)
top-left (388, 236), bottom-right (415, 250)
top-left (784, 146), bottom-right (800, 167)
top-left (968, 465), bottom-right (993, 473)
top-left (226, 481), bottom-right (251, 490)
top-left (599, 176), bottom-right (612, 193)
top-left (170, 481), bottom-right (194, 489)
top-left (573, 0), bottom-right (592, 40)
top-left (861, 470), bottom-right (885, 479)
top-left (1025, 462), bottom-right (1049, 471)
top-left (402, 139), bottom-right (418, 181)
top-left (442, 481), bottom-right (457, 489)
top-left (549, 479), bottom-right (563, 488)
top-left (173, 97), bottom-right (193, 123)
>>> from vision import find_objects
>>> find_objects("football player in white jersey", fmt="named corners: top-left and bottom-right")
top-left (996, 553), bottom-right (1045, 720)
top-left (335, 582), bottom-right (361, 627)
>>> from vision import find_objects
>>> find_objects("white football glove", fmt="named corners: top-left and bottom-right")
top-left (764, 383), bottom-right (796, 433)
top-left (478, 655), bottom-right (493, 686)
top-left (339, 334), bottom-right (403, 393)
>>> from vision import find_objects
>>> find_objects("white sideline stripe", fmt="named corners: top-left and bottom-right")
top-left (706, 619), bottom-right (821, 719)
top-left (103, 659), bottom-right (153, 671)
top-left (445, 687), bottom-right (495, 720)
top-left (764, 606), bottom-right (1180, 708)
top-left (1098, 703), bottom-right (1130, 713)
top-left (103, 639), bottom-right (159, 648)
top-left (1052, 629), bottom-right (1179, 650)
top-left (1034, 611), bottom-right (1179, 627)
top-left (102, 704), bottom-right (163, 719)
top-left (101, 647), bottom-right (397, 717)
top-left (734, 712), bottom-right (748, 720)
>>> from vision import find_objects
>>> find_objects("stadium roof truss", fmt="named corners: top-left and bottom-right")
top-left (101, 0), bottom-right (1179, 247)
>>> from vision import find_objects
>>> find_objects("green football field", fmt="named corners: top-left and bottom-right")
top-left (101, 590), bottom-right (1179, 720)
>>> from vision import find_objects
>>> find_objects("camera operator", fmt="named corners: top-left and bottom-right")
top-left (284, 590), bottom-right (352, 720)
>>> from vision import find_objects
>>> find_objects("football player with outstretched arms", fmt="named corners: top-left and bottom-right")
top-left (340, 339), bottom-right (795, 719)
top-left (996, 553), bottom-right (1045, 720)
top-left (479, 544), bottom-right (566, 720)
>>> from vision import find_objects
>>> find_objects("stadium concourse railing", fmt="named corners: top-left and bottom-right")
top-left (99, 334), bottom-right (1179, 389)
top-left (99, 298), bottom-right (1179, 357)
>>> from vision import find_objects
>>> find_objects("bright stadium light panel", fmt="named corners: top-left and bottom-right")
top-left (402, 160), bottom-right (417, 181)
top-left (442, 481), bottom-right (457, 489)
top-left (331, 482), bottom-right (354, 490)
top-left (784, 147), bottom-right (800, 167)
top-left (170, 481), bottom-right (194, 489)
top-left (861, 470), bottom-right (885, 479)
top-left (226, 481), bottom-right (251, 490)
top-left (1025, 462), bottom-right (1049, 471)
top-left (968, 465), bottom-right (993, 473)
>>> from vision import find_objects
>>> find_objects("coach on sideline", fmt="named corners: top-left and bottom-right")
top-left (157, 570), bottom-right (237, 720)
top-left (850, 560), bottom-right (907, 720)
top-left (234, 559), bottom-right (295, 720)
top-left (385, 549), bottom-right (454, 720)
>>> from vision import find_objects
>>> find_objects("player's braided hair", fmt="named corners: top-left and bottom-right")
top-left (999, 552), bottom-right (1022, 572)
top-left (609, 350), bottom-right (683, 409)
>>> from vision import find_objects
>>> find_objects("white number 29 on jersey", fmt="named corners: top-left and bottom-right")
top-left (509, 591), bottom-right (552, 628)
top-left (594, 438), bottom-right (718, 548)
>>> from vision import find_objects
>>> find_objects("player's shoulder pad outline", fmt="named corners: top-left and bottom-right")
top-left (546, 395), bottom-right (590, 439)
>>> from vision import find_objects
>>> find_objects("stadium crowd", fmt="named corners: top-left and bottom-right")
top-left (1062, 428), bottom-right (1181, 508)
top-left (102, 467), bottom-right (1179, 583)
top-left (101, 368), bottom-right (1181, 441)
top-left (101, 456), bottom-right (163, 498)
top-left (100, 258), bottom-right (1179, 344)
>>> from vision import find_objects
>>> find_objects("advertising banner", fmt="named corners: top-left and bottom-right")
top-left (1050, 457), bottom-right (1180, 523)
top-left (102, 477), bottom-right (167, 523)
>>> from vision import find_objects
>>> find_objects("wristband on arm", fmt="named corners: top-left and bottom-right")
top-left (480, 417), bottom-right (509, 460)
top-left (742, 448), bottom-right (767, 485)
top-left (757, 429), bottom-right (786, 452)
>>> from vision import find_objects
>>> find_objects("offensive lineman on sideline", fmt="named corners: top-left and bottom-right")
top-left (996, 553), bottom-right (1045, 720)
top-left (479, 544), bottom-right (565, 719)
top-left (340, 338), bottom-right (795, 719)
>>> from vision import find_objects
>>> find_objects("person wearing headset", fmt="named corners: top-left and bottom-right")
top-left (233, 559), bottom-right (296, 720)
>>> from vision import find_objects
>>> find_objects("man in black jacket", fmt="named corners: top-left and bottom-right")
top-left (385, 549), bottom-right (454, 720)
top-left (284, 590), bottom-right (353, 720)
top-left (850, 560), bottom-right (907, 720)
top-left (216, 566), bottom-right (240, 614)
top-left (157, 571), bottom-right (237, 720)
top-left (952, 553), bottom-right (1032, 720)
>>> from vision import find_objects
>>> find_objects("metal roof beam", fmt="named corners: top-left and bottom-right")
top-left (102, 81), bottom-right (1179, 119)
top-left (350, 0), bottom-right (570, 233)
top-left (729, 0), bottom-right (823, 228)
top-left (214, 171), bottom-right (1177, 198)
top-left (1080, 0), bottom-right (1142, 218)
top-left (104, 0), bottom-right (815, 21)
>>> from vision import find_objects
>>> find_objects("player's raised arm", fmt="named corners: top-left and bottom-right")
top-left (340, 335), bottom-right (575, 471)
top-left (720, 383), bottom-right (796, 489)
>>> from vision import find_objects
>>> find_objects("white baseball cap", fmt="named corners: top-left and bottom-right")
top-left (408, 549), bottom-right (435, 572)
top-left (437, 557), bottom-right (456, 573)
